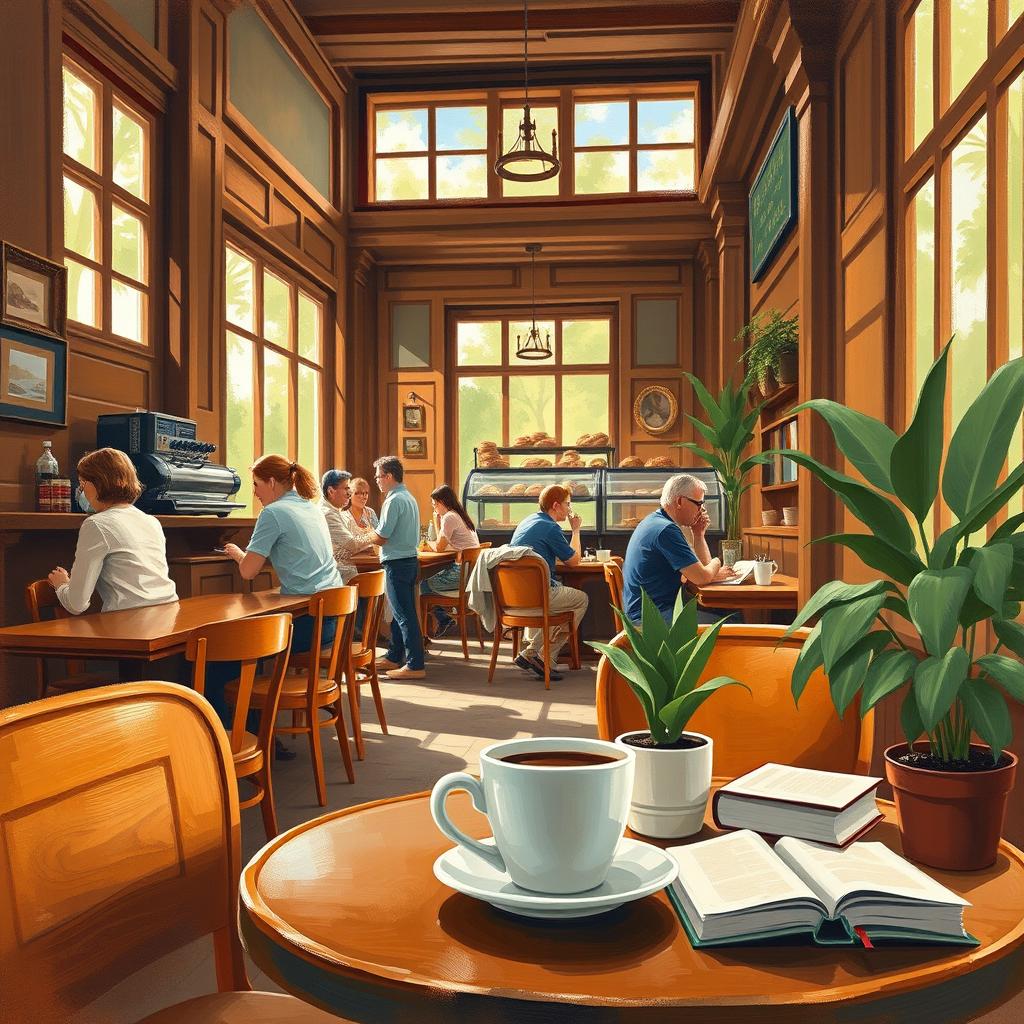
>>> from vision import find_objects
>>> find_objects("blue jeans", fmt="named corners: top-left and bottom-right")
top-left (385, 556), bottom-right (424, 670)
top-left (202, 613), bottom-right (338, 730)
top-left (420, 563), bottom-right (462, 627)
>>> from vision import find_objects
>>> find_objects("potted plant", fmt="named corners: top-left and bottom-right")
top-left (675, 371), bottom-right (769, 566)
top-left (773, 341), bottom-right (1024, 870)
top-left (590, 592), bottom-right (749, 838)
top-left (736, 310), bottom-right (800, 393)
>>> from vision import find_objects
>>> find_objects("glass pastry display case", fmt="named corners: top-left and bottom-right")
top-left (602, 467), bottom-right (726, 536)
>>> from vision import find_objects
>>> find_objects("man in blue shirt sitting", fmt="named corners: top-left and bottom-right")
top-left (508, 484), bottom-right (589, 681)
top-left (622, 473), bottom-right (736, 625)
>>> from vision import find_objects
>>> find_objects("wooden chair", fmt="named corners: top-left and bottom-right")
top-left (487, 557), bottom-right (582, 690)
top-left (420, 543), bottom-right (492, 660)
top-left (24, 579), bottom-right (107, 699)
top-left (186, 613), bottom-right (293, 842)
top-left (231, 586), bottom-right (358, 806)
top-left (603, 560), bottom-right (624, 613)
top-left (595, 625), bottom-right (874, 777)
top-left (0, 682), bottom-right (345, 1023)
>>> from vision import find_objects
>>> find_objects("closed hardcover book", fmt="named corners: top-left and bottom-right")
top-left (711, 763), bottom-right (884, 847)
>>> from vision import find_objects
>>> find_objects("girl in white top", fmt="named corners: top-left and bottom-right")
top-left (419, 484), bottom-right (480, 633)
top-left (47, 448), bottom-right (177, 615)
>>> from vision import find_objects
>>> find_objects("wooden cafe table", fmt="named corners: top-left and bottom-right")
top-left (696, 573), bottom-right (799, 621)
top-left (239, 783), bottom-right (1024, 1024)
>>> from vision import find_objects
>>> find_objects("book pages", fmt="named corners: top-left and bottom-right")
top-left (720, 763), bottom-right (881, 810)
top-left (716, 559), bottom-right (755, 584)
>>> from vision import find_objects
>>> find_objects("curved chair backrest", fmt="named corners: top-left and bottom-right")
top-left (491, 557), bottom-right (550, 613)
top-left (186, 613), bottom-right (294, 757)
top-left (457, 542), bottom-right (492, 589)
top-left (603, 561), bottom-right (624, 613)
top-left (0, 683), bottom-right (244, 1015)
top-left (307, 585), bottom-right (359, 693)
top-left (595, 625), bottom-right (873, 777)
top-left (353, 571), bottom-right (386, 658)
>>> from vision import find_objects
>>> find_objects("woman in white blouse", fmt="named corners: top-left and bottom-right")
top-left (47, 448), bottom-right (177, 614)
top-left (342, 476), bottom-right (379, 538)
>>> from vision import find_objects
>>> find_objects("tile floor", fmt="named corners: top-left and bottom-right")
top-left (75, 637), bottom-right (1024, 1023)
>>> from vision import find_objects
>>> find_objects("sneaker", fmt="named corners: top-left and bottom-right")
top-left (274, 738), bottom-right (296, 761)
top-left (527, 654), bottom-right (563, 682)
top-left (386, 665), bottom-right (426, 680)
top-left (375, 658), bottom-right (401, 672)
top-left (514, 653), bottom-right (542, 677)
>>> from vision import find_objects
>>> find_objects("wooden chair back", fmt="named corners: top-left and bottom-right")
top-left (0, 683), bottom-right (244, 1015)
top-left (352, 571), bottom-right (386, 660)
top-left (186, 613), bottom-right (293, 757)
top-left (603, 561), bottom-right (624, 613)
top-left (490, 557), bottom-right (551, 614)
top-left (595, 625), bottom-right (874, 776)
top-left (24, 579), bottom-right (87, 694)
top-left (305, 585), bottom-right (359, 695)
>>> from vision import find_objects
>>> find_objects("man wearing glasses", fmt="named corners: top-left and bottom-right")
top-left (622, 473), bottom-right (736, 625)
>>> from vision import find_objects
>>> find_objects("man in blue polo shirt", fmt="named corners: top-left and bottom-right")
top-left (622, 473), bottom-right (736, 625)
top-left (509, 484), bottom-right (589, 681)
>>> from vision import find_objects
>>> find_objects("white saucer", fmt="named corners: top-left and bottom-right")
top-left (433, 837), bottom-right (678, 919)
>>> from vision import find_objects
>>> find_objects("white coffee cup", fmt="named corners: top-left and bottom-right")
top-left (430, 736), bottom-right (634, 894)
top-left (753, 559), bottom-right (778, 585)
top-left (596, 548), bottom-right (612, 562)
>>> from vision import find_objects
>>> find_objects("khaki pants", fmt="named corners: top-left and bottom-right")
top-left (509, 582), bottom-right (589, 664)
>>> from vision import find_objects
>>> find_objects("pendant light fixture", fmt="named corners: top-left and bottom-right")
top-left (516, 243), bottom-right (552, 360)
top-left (495, 0), bottom-right (559, 183)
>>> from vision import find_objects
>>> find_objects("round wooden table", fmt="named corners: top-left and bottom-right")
top-left (239, 786), bottom-right (1024, 1023)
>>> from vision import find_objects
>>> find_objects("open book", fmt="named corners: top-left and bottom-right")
top-left (712, 763), bottom-right (883, 846)
top-left (667, 830), bottom-right (977, 948)
top-left (717, 559), bottom-right (755, 584)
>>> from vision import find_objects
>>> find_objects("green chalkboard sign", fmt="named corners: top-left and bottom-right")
top-left (749, 108), bottom-right (798, 282)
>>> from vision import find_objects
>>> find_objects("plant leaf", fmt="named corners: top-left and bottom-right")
top-left (794, 399), bottom-right (897, 492)
top-left (967, 543), bottom-right (1015, 611)
top-left (992, 514), bottom-right (1024, 542)
top-left (767, 450), bottom-right (916, 552)
top-left (679, 619), bottom-right (729, 698)
top-left (828, 633), bottom-right (889, 717)
top-left (791, 620), bottom-right (824, 706)
top-left (943, 356), bottom-right (1024, 519)
top-left (674, 442), bottom-right (727, 477)
top-left (608, 606), bottom-right (671, 709)
top-left (994, 618), bottom-right (1024, 660)
top-left (861, 650), bottom-right (918, 714)
top-left (810, 533), bottom-right (926, 587)
top-left (890, 341), bottom-right (951, 523)
top-left (960, 680), bottom-right (1012, 763)
top-left (641, 589), bottom-right (670, 652)
top-left (906, 567), bottom-right (974, 656)
top-left (820, 593), bottom-right (888, 673)
top-left (913, 647), bottom-right (970, 732)
top-left (684, 372), bottom-right (726, 432)
top-left (590, 641), bottom-right (660, 734)
top-left (976, 653), bottom-right (1024, 702)
top-left (659, 676), bottom-right (749, 741)
top-left (901, 688), bottom-right (924, 747)
top-left (667, 595), bottom-right (699, 653)
top-left (783, 579), bottom-right (895, 640)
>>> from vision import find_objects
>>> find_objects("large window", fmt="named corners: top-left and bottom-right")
top-left (901, 1), bottom-right (1024, 528)
top-left (368, 85), bottom-right (697, 205)
top-left (224, 241), bottom-right (324, 514)
top-left (62, 58), bottom-right (154, 343)
top-left (453, 313), bottom-right (614, 498)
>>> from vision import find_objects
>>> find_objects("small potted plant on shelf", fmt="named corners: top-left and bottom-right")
top-left (736, 309), bottom-right (800, 394)
top-left (772, 341), bottom-right (1024, 870)
top-left (590, 591), bottom-right (750, 838)
top-left (675, 371), bottom-right (769, 567)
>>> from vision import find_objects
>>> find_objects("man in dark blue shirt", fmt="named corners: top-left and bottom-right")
top-left (509, 484), bottom-right (589, 680)
top-left (622, 473), bottom-right (736, 624)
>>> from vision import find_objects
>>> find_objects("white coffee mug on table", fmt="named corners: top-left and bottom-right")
top-left (753, 559), bottom-right (778, 585)
top-left (430, 736), bottom-right (634, 894)
top-left (596, 549), bottom-right (612, 562)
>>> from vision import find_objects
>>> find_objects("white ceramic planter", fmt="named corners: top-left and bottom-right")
top-left (615, 730), bottom-right (713, 839)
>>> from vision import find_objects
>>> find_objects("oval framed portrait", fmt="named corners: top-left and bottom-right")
top-left (633, 385), bottom-right (678, 435)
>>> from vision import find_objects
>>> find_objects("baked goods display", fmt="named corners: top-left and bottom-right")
top-left (644, 455), bottom-right (676, 468)
top-left (588, 458), bottom-right (607, 467)
top-left (557, 450), bottom-right (583, 467)
top-left (506, 483), bottom-right (528, 495)
top-left (525, 484), bottom-right (543, 496)
top-left (619, 516), bottom-right (642, 528)
top-left (574, 432), bottom-right (610, 447)
top-left (521, 457), bottom-right (553, 468)
top-left (618, 456), bottom-right (644, 468)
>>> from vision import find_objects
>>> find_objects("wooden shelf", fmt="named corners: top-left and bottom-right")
top-left (757, 382), bottom-right (798, 414)
top-left (762, 481), bottom-right (798, 493)
top-left (743, 525), bottom-right (798, 537)
top-left (760, 410), bottom-right (799, 435)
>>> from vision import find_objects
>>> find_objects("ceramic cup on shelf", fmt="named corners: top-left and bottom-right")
top-left (782, 506), bottom-right (799, 526)
top-left (430, 737), bottom-right (634, 894)
top-left (596, 549), bottom-right (612, 562)
top-left (761, 510), bottom-right (781, 526)
top-left (753, 559), bottom-right (778, 586)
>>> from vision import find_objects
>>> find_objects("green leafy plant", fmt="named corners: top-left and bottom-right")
top-left (736, 310), bottom-right (799, 392)
top-left (771, 341), bottom-right (1024, 765)
top-left (674, 371), bottom-right (769, 541)
top-left (590, 591), bottom-right (750, 745)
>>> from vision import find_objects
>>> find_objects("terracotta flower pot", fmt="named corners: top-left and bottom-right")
top-left (884, 742), bottom-right (1018, 871)
top-left (756, 369), bottom-right (777, 397)
top-left (776, 350), bottom-right (798, 385)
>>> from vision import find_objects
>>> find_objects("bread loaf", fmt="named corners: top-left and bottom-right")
top-left (619, 456), bottom-right (644, 468)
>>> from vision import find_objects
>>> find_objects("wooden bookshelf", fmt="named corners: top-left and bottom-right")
top-left (744, 525), bottom-right (798, 537)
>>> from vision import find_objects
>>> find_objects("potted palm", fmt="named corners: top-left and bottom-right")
top-left (675, 371), bottom-right (769, 566)
top-left (773, 342), bottom-right (1024, 870)
top-left (590, 592), bottom-right (749, 838)
top-left (736, 310), bottom-right (800, 393)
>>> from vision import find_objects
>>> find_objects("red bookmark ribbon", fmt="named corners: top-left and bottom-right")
top-left (854, 926), bottom-right (874, 949)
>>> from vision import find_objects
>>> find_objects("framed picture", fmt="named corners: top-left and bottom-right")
top-left (403, 436), bottom-right (427, 458)
top-left (403, 402), bottom-right (426, 431)
top-left (1, 242), bottom-right (67, 340)
top-left (633, 384), bottom-right (678, 435)
top-left (0, 325), bottom-right (68, 426)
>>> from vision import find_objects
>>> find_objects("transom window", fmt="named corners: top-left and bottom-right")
top-left (368, 85), bottom-right (697, 204)
top-left (224, 241), bottom-right (324, 514)
top-left (62, 58), bottom-right (153, 344)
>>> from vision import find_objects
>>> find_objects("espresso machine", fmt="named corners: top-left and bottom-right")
top-left (97, 412), bottom-right (244, 516)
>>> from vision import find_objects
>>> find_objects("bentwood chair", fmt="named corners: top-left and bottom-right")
top-left (0, 683), bottom-right (344, 1024)
top-left (24, 580), bottom-right (107, 699)
top-left (595, 625), bottom-right (874, 777)
top-left (232, 586), bottom-right (358, 805)
top-left (187, 613), bottom-right (293, 841)
top-left (487, 557), bottom-right (581, 691)
top-left (420, 543), bottom-right (492, 660)
top-left (603, 560), bottom-right (624, 614)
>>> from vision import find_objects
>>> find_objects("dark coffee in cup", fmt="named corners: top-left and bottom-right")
top-left (499, 750), bottom-right (622, 768)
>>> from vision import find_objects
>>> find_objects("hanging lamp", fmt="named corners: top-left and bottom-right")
top-left (516, 244), bottom-right (552, 360)
top-left (495, 0), bottom-right (559, 182)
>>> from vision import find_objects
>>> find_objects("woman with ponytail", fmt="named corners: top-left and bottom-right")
top-left (216, 454), bottom-right (344, 758)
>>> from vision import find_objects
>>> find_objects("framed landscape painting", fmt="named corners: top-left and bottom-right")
top-left (0, 325), bottom-right (68, 426)
top-left (1, 241), bottom-right (67, 340)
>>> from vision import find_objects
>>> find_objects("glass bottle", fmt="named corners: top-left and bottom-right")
top-left (35, 441), bottom-right (58, 512)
